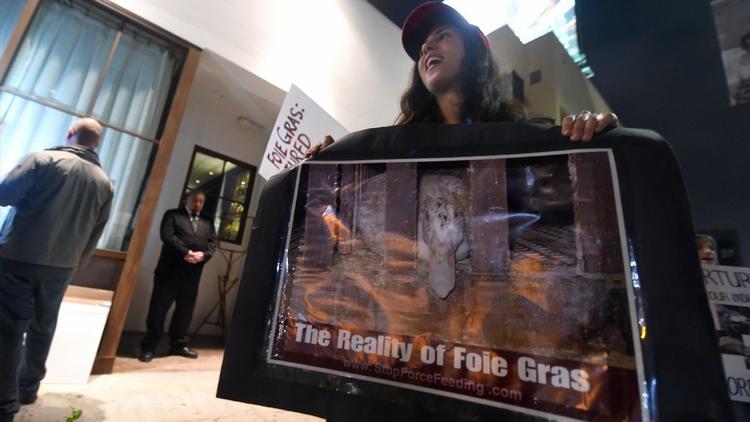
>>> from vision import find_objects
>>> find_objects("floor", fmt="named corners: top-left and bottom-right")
top-left (15, 334), bottom-right (323, 422)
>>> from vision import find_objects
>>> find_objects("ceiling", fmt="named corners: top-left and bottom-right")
top-left (190, 50), bottom-right (284, 134)
top-left (181, 50), bottom-right (285, 195)
top-left (366, 0), bottom-right (428, 28)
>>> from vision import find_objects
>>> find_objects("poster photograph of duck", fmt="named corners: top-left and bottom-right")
top-left (267, 149), bottom-right (646, 421)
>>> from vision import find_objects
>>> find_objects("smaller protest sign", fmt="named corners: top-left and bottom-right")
top-left (703, 264), bottom-right (750, 402)
top-left (258, 85), bottom-right (348, 181)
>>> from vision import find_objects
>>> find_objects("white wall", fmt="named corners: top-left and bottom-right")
top-left (526, 35), bottom-right (560, 120)
top-left (488, 26), bottom-right (526, 76)
top-left (109, 0), bottom-right (412, 131)
top-left (488, 28), bottom-right (612, 122)
top-left (543, 33), bottom-right (612, 120)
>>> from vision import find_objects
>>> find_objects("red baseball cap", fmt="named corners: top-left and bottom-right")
top-left (401, 2), bottom-right (490, 61)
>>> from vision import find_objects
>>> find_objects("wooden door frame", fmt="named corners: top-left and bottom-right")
top-left (93, 47), bottom-right (202, 373)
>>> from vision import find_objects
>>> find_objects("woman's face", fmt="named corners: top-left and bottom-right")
top-left (418, 25), bottom-right (465, 96)
top-left (699, 244), bottom-right (717, 265)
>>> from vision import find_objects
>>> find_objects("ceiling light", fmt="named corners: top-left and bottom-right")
top-left (237, 115), bottom-right (266, 131)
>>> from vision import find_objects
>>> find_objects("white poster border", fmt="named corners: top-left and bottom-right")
top-left (266, 148), bottom-right (648, 421)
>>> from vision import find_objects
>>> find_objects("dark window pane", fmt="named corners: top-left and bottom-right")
top-left (186, 152), bottom-right (225, 196)
top-left (198, 193), bottom-right (221, 233)
top-left (223, 162), bottom-right (253, 204)
top-left (181, 147), bottom-right (256, 245)
top-left (218, 200), bottom-right (245, 243)
top-left (197, 195), bottom-right (245, 244)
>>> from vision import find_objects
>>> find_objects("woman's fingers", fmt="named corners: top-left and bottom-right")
top-left (561, 114), bottom-right (575, 136)
top-left (595, 112), bottom-right (619, 132)
top-left (570, 110), bottom-right (591, 142)
top-left (304, 135), bottom-right (336, 158)
top-left (563, 111), bottom-right (619, 142)
top-left (304, 144), bottom-right (322, 158)
top-left (582, 113), bottom-right (599, 142)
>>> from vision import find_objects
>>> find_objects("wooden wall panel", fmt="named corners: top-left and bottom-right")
top-left (71, 250), bottom-right (127, 291)
top-left (0, 0), bottom-right (40, 80)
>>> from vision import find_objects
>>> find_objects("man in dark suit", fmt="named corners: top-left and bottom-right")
top-left (139, 190), bottom-right (216, 362)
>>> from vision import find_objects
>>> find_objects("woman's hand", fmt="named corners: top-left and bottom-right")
top-left (561, 111), bottom-right (618, 142)
top-left (305, 135), bottom-right (335, 158)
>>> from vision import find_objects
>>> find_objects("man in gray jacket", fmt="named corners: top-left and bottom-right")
top-left (0, 118), bottom-right (113, 422)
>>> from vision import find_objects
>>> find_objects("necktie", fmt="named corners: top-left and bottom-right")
top-left (191, 214), bottom-right (199, 232)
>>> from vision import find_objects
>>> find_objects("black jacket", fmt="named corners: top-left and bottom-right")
top-left (154, 208), bottom-right (217, 280)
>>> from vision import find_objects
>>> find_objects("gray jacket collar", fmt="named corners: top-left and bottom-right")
top-left (46, 145), bottom-right (102, 167)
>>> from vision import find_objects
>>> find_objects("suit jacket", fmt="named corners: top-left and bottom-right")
top-left (154, 208), bottom-right (217, 281)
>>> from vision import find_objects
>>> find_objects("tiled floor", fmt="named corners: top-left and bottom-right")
top-left (14, 334), bottom-right (322, 422)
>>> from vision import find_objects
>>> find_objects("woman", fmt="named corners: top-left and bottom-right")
top-left (399, 2), bottom-right (617, 136)
top-left (308, 4), bottom-right (620, 421)
top-left (309, 2), bottom-right (618, 157)
top-left (696, 234), bottom-right (718, 265)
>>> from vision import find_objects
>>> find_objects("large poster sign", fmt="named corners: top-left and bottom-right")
top-left (258, 85), bottom-right (348, 181)
top-left (703, 264), bottom-right (750, 402)
top-left (710, 0), bottom-right (750, 106)
top-left (267, 150), bottom-right (645, 420)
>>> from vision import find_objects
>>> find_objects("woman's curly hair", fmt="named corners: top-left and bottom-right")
top-left (396, 25), bottom-right (526, 124)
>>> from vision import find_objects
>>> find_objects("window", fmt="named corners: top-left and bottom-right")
top-left (182, 147), bottom-right (256, 245)
top-left (0, 0), bottom-right (26, 58)
top-left (530, 69), bottom-right (542, 85)
top-left (0, 0), bottom-right (186, 251)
